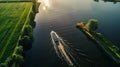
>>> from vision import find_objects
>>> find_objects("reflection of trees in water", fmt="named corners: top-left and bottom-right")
top-left (94, 0), bottom-right (120, 4)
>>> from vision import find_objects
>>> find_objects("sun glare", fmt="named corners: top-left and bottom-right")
top-left (43, 6), bottom-right (47, 10)
top-left (43, 0), bottom-right (50, 7)
top-left (38, 0), bottom-right (50, 10)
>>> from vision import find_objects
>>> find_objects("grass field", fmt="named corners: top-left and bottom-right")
top-left (0, 2), bottom-right (32, 63)
top-left (0, 0), bottom-right (31, 1)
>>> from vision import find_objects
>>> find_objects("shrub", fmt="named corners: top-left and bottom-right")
top-left (5, 56), bottom-right (13, 67)
top-left (85, 19), bottom-right (98, 31)
top-left (29, 11), bottom-right (36, 28)
top-left (22, 25), bottom-right (33, 41)
top-left (13, 55), bottom-right (24, 66)
top-left (23, 25), bottom-right (32, 37)
top-left (30, 11), bottom-right (34, 21)
top-left (19, 25), bottom-right (33, 50)
top-left (15, 46), bottom-right (23, 55)
top-left (19, 35), bottom-right (32, 50)
top-left (32, 0), bottom-right (37, 13)
top-left (0, 63), bottom-right (8, 67)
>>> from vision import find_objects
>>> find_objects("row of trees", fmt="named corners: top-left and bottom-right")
top-left (94, 0), bottom-right (119, 4)
top-left (19, 25), bottom-right (33, 51)
top-left (0, 46), bottom-right (24, 67)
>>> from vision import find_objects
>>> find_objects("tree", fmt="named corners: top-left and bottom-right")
top-left (29, 11), bottom-right (36, 28)
top-left (15, 46), bottom-right (23, 55)
top-left (94, 0), bottom-right (99, 2)
top-left (0, 63), bottom-right (8, 67)
top-left (20, 25), bottom-right (33, 50)
top-left (85, 19), bottom-right (98, 31)
top-left (32, 0), bottom-right (37, 13)
top-left (5, 56), bottom-right (13, 67)
top-left (19, 35), bottom-right (32, 50)
top-left (13, 55), bottom-right (24, 65)
top-left (22, 25), bottom-right (33, 37)
top-left (23, 25), bottom-right (33, 41)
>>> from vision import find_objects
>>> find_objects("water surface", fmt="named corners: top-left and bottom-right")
top-left (24, 0), bottom-right (120, 67)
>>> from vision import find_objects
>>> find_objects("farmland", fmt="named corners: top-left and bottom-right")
top-left (0, 2), bottom-right (32, 63)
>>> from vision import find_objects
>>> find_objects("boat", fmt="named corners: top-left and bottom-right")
top-left (50, 31), bottom-right (61, 58)
top-left (50, 31), bottom-right (75, 67)
top-left (51, 31), bottom-right (59, 45)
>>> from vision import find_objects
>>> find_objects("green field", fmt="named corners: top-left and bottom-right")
top-left (0, 2), bottom-right (32, 63)
top-left (0, 0), bottom-right (31, 1)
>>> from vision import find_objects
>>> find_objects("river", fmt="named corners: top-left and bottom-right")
top-left (24, 0), bottom-right (120, 67)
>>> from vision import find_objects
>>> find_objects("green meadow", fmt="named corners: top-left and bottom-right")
top-left (0, 0), bottom-right (31, 1)
top-left (0, 2), bottom-right (32, 63)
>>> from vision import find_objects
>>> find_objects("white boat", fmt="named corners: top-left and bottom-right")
top-left (50, 31), bottom-right (75, 67)
top-left (50, 31), bottom-right (61, 58)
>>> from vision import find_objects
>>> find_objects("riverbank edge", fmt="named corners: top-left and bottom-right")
top-left (12, 1), bottom-right (40, 67)
top-left (76, 22), bottom-right (120, 65)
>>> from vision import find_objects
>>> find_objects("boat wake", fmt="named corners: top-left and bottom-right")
top-left (50, 31), bottom-right (95, 67)
top-left (50, 31), bottom-right (76, 67)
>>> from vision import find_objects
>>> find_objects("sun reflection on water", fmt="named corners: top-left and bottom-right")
top-left (43, 0), bottom-right (50, 7)
top-left (43, 6), bottom-right (47, 10)
top-left (38, 0), bottom-right (50, 10)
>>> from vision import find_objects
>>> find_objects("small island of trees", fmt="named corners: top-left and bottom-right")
top-left (76, 19), bottom-right (120, 64)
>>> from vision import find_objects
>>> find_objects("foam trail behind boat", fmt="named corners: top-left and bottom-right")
top-left (50, 31), bottom-right (76, 67)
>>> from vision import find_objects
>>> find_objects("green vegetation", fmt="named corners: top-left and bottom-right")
top-left (85, 19), bottom-right (98, 31)
top-left (19, 35), bottom-right (33, 50)
top-left (0, 63), bottom-right (8, 67)
top-left (0, 0), bottom-right (31, 1)
top-left (22, 25), bottom-right (33, 37)
top-left (0, 0), bottom-right (40, 66)
top-left (94, 0), bottom-right (120, 4)
top-left (76, 19), bottom-right (120, 64)
top-left (0, 56), bottom-right (13, 67)
top-left (15, 46), bottom-right (23, 55)
top-left (0, 2), bottom-right (32, 63)
top-left (12, 54), bottom-right (24, 67)
top-left (32, 0), bottom-right (40, 13)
